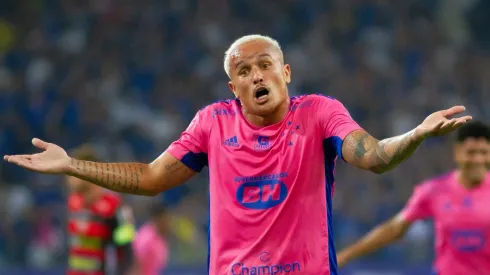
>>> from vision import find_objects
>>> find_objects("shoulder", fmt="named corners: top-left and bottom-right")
top-left (413, 171), bottom-right (454, 196)
top-left (292, 94), bottom-right (337, 104)
top-left (198, 99), bottom-right (239, 119)
top-left (290, 94), bottom-right (345, 113)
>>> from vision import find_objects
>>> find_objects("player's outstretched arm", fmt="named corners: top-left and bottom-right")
top-left (3, 138), bottom-right (196, 196)
top-left (336, 215), bottom-right (411, 268)
top-left (342, 106), bottom-right (472, 173)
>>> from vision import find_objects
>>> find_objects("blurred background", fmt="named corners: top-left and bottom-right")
top-left (1, 0), bottom-right (489, 274)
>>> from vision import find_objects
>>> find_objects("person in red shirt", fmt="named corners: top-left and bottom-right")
top-left (66, 145), bottom-right (135, 275)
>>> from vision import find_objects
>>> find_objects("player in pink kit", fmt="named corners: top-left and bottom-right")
top-left (337, 121), bottom-right (490, 275)
top-left (4, 35), bottom-right (471, 275)
top-left (131, 204), bottom-right (169, 275)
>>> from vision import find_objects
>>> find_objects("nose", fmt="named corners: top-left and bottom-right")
top-left (252, 67), bottom-right (264, 85)
top-left (472, 153), bottom-right (487, 165)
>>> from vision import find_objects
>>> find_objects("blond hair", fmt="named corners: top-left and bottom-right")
top-left (223, 34), bottom-right (282, 78)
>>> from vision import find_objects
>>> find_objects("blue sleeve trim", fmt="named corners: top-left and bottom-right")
top-left (331, 136), bottom-right (344, 161)
top-left (180, 152), bottom-right (208, 172)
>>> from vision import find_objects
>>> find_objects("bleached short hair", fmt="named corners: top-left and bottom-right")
top-left (224, 34), bottom-right (282, 78)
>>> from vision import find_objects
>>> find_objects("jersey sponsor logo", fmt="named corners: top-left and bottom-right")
top-left (234, 173), bottom-right (288, 184)
top-left (290, 99), bottom-right (313, 111)
top-left (450, 229), bottom-right (486, 251)
top-left (213, 108), bottom-right (237, 118)
top-left (254, 136), bottom-right (272, 150)
top-left (231, 252), bottom-right (301, 275)
top-left (236, 179), bottom-right (288, 209)
top-left (224, 136), bottom-right (240, 147)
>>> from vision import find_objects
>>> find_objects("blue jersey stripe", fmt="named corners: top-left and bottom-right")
top-left (323, 137), bottom-right (343, 275)
top-left (180, 152), bottom-right (208, 172)
top-left (207, 197), bottom-right (211, 275)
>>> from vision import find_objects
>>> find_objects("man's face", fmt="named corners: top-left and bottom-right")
top-left (228, 39), bottom-right (291, 117)
top-left (454, 138), bottom-right (490, 182)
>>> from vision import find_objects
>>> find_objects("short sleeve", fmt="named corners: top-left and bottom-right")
top-left (166, 110), bottom-right (208, 172)
top-left (399, 182), bottom-right (433, 222)
top-left (314, 95), bottom-right (363, 159)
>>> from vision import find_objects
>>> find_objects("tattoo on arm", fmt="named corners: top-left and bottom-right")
top-left (344, 129), bottom-right (424, 174)
top-left (68, 159), bottom-right (150, 195)
top-left (68, 153), bottom-right (197, 195)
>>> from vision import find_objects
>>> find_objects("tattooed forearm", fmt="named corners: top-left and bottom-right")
top-left (67, 152), bottom-right (197, 196)
top-left (343, 129), bottom-right (424, 174)
top-left (68, 159), bottom-right (152, 195)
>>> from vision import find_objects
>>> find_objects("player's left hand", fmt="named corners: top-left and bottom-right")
top-left (415, 106), bottom-right (472, 139)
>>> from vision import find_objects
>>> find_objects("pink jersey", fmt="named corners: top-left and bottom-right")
top-left (167, 94), bottom-right (362, 275)
top-left (132, 223), bottom-right (168, 275)
top-left (400, 171), bottom-right (490, 275)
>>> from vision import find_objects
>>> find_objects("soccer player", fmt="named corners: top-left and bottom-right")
top-left (336, 121), bottom-right (490, 275)
top-left (131, 203), bottom-right (170, 275)
top-left (65, 145), bottom-right (135, 275)
top-left (4, 34), bottom-right (471, 275)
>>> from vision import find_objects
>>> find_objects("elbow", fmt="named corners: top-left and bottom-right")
top-left (390, 223), bottom-right (408, 242)
top-left (136, 177), bottom-right (162, 197)
top-left (393, 230), bottom-right (407, 242)
top-left (393, 228), bottom-right (405, 240)
top-left (138, 181), bottom-right (170, 197)
top-left (371, 168), bottom-right (385, 175)
top-left (370, 166), bottom-right (390, 175)
top-left (143, 190), bottom-right (160, 197)
top-left (133, 188), bottom-right (159, 197)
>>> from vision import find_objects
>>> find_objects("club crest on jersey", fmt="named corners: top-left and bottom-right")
top-left (254, 136), bottom-right (272, 150)
top-left (450, 230), bottom-right (485, 252)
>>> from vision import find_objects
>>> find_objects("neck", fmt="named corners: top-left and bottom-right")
top-left (458, 170), bottom-right (485, 189)
top-left (243, 98), bottom-right (290, 127)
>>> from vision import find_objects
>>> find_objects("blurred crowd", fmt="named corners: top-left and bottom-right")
top-left (1, 0), bottom-right (489, 270)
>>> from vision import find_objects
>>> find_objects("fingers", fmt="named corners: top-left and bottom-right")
top-left (32, 138), bottom-right (49, 150)
top-left (438, 116), bottom-right (472, 132)
top-left (440, 119), bottom-right (457, 129)
top-left (453, 116), bottom-right (472, 126)
top-left (441, 106), bottom-right (466, 118)
top-left (4, 155), bottom-right (32, 161)
top-left (433, 120), bottom-right (445, 130)
top-left (459, 115), bottom-right (473, 122)
top-left (3, 155), bottom-right (37, 171)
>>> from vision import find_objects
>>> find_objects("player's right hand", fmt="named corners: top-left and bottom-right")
top-left (3, 138), bottom-right (71, 174)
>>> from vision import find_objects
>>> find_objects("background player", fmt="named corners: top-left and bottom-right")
top-left (337, 121), bottom-right (490, 274)
top-left (66, 145), bottom-right (135, 275)
top-left (4, 35), bottom-right (471, 274)
top-left (131, 203), bottom-right (170, 275)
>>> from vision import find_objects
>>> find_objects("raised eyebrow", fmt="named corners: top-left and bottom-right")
top-left (235, 53), bottom-right (274, 69)
top-left (235, 60), bottom-right (246, 69)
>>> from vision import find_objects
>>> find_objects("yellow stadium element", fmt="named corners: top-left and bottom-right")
top-left (69, 256), bottom-right (101, 271)
top-left (171, 216), bottom-right (196, 243)
top-left (71, 235), bottom-right (102, 250)
top-left (113, 224), bottom-right (136, 245)
top-left (0, 20), bottom-right (14, 53)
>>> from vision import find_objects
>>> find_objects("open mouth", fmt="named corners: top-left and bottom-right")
top-left (254, 87), bottom-right (270, 102)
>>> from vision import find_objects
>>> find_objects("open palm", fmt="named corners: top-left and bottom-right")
top-left (3, 138), bottom-right (71, 174)
top-left (417, 106), bottom-right (472, 137)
